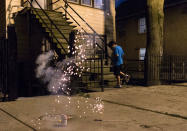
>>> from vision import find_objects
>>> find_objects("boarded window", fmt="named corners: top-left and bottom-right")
top-left (94, 0), bottom-right (104, 9)
top-left (138, 17), bottom-right (146, 34)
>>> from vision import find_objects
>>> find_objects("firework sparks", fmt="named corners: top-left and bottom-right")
top-left (34, 30), bottom-right (105, 130)
top-left (35, 30), bottom-right (94, 95)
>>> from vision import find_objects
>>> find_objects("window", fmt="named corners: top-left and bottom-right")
top-left (68, 0), bottom-right (104, 9)
top-left (94, 0), bottom-right (104, 9)
top-left (68, 0), bottom-right (79, 3)
top-left (139, 48), bottom-right (146, 60)
top-left (81, 0), bottom-right (92, 6)
top-left (138, 17), bottom-right (146, 34)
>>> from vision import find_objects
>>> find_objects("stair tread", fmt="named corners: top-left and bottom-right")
top-left (46, 28), bottom-right (73, 33)
top-left (39, 19), bottom-right (73, 25)
top-left (35, 15), bottom-right (66, 21)
top-left (38, 19), bottom-right (73, 26)
top-left (53, 38), bottom-right (68, 43)
top-left (48, 33), bottom-right (70, 39)
top-left (32, 8), bottom-right (62, 14)
top-left (42, 25), bottom-right (76, 30)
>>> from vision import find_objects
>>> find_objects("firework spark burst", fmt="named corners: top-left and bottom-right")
top-left (35, 29), bottom-right (94, 95)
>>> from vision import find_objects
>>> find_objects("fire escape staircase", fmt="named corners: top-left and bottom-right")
top-left (18, 7), bottom-right (76, 60)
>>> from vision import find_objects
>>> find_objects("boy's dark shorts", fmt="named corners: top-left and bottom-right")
top-left (113, 65), bottom-right (123, 76)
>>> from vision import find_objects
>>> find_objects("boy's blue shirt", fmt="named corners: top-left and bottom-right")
top-left (113, 45), bottom-right (124, 66)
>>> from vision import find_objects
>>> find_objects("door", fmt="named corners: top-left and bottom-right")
top-left (32, 0), bottom-right (47, 9)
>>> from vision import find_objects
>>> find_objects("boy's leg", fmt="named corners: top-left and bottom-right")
top-left (114, 66), bottom-right (122, 88)
top-left (121, 72), bottom-right (131, 84)
top-left (117, 75), bottom-right (121, 86)
top-left (120, 71), bottom-right (126, 77)
top-left (119, 65), bottom-right (130, 84)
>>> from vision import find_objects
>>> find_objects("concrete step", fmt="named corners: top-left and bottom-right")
top-left (81, 69), bottom-right (131, 88)
top-left (84, 67), bottom-right (111, 74)
top-left (82, 71), bottom-right (114, 80)
top-left (103, 74), bottom-right (115, 80)
top-left (81, 80), bottom-right (116, 88)
top-left (82, 60), bottom-right (110, 67)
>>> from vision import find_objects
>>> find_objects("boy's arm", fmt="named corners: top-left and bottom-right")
top-left (114, 48), bottom-right (119, 57)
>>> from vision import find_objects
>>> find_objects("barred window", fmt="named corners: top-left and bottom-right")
top-left (94, 0), bottom-right (104, 9)
top-left (68, 0), bottom-right (79, 3)
top-left (138, 17), bottom-right (146, 34)
top-left (68, 0), bottom-right (104, 9)
top-left (81, 0), bottom-right (92, 6)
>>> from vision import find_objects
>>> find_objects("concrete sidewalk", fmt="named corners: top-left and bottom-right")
top-left (0, 83), bottom-right (187, 131)
top-left (91, 83), bottom-right (187, 117)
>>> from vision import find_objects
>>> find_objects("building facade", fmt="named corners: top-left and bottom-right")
top-left (116, 0), bottom-right (187, 60)
top-left (2, 0), bottom-right (116, 40)
top-left (0, 0), bottom-right (116, 97)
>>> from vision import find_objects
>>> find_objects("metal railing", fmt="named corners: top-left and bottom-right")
top-left (76, 33), bottom-right (105, 91)
top-left (126, 55), bottom-right (187, 83)
top-left (52, 0), bottom-right (105, 51)
top-left (23, 0), bottom-right (69, 55)
top-left (160, 55), bottom-right (186, 81)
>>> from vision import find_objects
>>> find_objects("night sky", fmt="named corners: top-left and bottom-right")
top-left (116, 0), bottom-right (127, 7)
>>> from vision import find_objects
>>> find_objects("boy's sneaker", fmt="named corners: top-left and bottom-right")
top-left (114, 85), bottom-right (122, 88)
top-left (122, 74), bottom-right (131, 85)
top-left (126, 74), bottom-right (130, 83)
